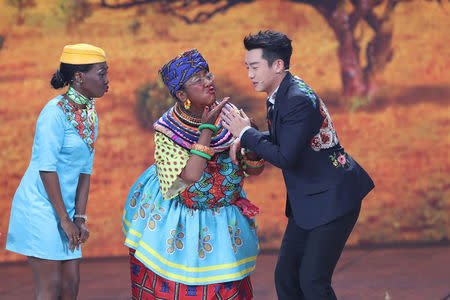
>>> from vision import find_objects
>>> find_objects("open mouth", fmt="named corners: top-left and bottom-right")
top-left (208, 86), bottom-right (215, 94)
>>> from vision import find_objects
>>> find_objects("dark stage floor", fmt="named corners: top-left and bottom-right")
top-left (1, 246), bottom-right (449, 300)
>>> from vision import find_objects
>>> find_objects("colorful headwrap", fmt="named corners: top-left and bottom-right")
top-left (159, 49), bottom-right (209, 98)
top-left (60, 43), bottom-right (106, 65)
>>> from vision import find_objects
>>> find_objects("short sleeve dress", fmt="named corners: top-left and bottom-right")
top-left (6, 95), bottom-right (97, 260)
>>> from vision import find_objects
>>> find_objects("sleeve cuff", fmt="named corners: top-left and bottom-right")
top-left (239, 126), bottom-right (252, 140)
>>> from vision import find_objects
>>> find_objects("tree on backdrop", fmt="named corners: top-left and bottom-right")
top-left (55, 0), bottom-right (92, 32)
top-left (100, 0), bottom-right (441, 101)
top-left (5, 0), bottom-right (36, 25)
top-left (135, 79), bottom-right (174, 130)
top-left (287, 0), bottom-right (442, 98)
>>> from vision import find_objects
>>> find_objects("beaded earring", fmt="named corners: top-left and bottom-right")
top-left (184, 99), bottom-right (191, 110)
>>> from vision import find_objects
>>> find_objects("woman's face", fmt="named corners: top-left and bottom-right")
top-left (182, 69), bottom-right (216, 112)
top-left (78, 62), bottom-right (109, 99)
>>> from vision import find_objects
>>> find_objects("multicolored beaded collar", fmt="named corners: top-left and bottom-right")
top-left (57, 87), bottom-right (97, 153)
top-left (153, 103), bottom-right (235, 152)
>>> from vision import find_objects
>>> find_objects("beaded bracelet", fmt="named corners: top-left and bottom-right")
top-left (192, 143), bottom-right (215, 157)
top-left (198, 124), bottom-right (218, 134)
top-left (244, 158), bottom-right (265, 168)
top-left (190, 149), bottom-right (212, 160)
top-left (74, 214), bottom-right (88, 221)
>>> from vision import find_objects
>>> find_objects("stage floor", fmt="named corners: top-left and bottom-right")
top-left (1, 246), bottom-right (448, 300)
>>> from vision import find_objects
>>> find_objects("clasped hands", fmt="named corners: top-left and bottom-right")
top-left (61, 217), bottom-right (90, 252)
top-left (219, 100), bottom-right (254, 164)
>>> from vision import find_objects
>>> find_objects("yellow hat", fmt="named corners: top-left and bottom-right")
top-left (60, 43), bottom-right (106, 64)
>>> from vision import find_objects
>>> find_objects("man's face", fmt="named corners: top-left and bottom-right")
top-left (245, 48), bottom-right (277, 94)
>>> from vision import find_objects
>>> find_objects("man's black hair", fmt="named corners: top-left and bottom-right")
top-left (244, 30), bottom-right (292, 69)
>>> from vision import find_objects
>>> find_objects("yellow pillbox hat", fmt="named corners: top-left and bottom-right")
top-left (60, 43), bottom-right (106, 64)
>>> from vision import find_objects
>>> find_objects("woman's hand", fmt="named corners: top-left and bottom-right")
top-left (61, 217), bottom-right (81, 252)
top-left (201, 97), bottom-right (230, 125)
top-left (74, 218), bottom-right (90, 243)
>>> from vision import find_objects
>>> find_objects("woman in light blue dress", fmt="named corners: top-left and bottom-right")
top-left (6, 44), bottom-right (109, 300)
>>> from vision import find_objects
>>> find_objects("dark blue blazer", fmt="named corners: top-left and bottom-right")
top-left (241, 73), bottom-right (374, 229)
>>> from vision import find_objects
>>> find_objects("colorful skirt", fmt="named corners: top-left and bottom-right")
top-left (122, 164), bottom-right (259, 285)
top-left (130, 249), bottom-right (253, 299)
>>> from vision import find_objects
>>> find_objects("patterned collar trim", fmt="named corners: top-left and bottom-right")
top-left (57, 96), bottom-right (97, 153)
top-left (66, 86), bottom-right (94, 106)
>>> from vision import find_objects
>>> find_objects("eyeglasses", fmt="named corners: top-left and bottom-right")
top-left (184, 73), bottom-right (215, 87)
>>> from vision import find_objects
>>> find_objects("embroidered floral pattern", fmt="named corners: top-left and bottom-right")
top-left (57, 96), bottom-right (96, 153)
top-left (132, 192), bottom-right (152, 220)
top-left (167, 224), bottom-right (185, 254)
top-left (148, 202), bottom-right (165, 231)
top-left (129, 183), bottom-right (144, 208)
top-left (310, 99), bottom-right (340, 151)
top-left (228, 220), bottom-right (243, 253)
top-left (210, 207), bottom-right (221, 216)
top-left (198, 227), bottom-right (213, 259)
top-left (329, 151), bottom-right (350, 168)
top-left (293, 76), bottom-right (318, 107)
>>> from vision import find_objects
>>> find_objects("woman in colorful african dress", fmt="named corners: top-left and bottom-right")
top-left (122, 49), bottom-right (265, 300)
top-left (5, 43), bottom-right (109, 299)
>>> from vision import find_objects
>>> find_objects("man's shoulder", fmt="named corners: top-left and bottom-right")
top-left (284, 75), bottom-right (319, 109)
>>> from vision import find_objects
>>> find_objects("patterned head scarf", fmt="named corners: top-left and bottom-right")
top-left (159, 49), bottom-right (209, 98)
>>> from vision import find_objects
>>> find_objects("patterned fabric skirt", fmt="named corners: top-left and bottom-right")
top-left (129, 249), bottom-right (253, 300)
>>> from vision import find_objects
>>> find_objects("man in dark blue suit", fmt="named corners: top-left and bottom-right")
top-left (222, 30), bottom-right (374, 299)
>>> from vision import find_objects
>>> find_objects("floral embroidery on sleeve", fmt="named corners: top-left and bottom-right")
top-left (310, 99), bottom-right (340, 151)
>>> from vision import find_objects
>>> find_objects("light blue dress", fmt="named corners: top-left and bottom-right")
top-left (6, 96), bottom-right (97, 260)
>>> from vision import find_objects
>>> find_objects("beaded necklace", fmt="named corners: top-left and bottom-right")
top-left (174, 102), bottom-right (202, 126)
top-left (154, 105), bottom-right (235, 152)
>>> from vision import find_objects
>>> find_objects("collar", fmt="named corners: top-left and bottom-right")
top-left (66, 86), bottom-right (94, 107)
top-left (267, 86), bottom-right (279, 105)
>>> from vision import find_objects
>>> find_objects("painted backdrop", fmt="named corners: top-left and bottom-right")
top-left (0, 0), bottom-right (448, 261)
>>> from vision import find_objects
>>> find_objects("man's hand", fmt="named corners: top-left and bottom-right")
top-left (229, 138), bottom-right (241, 164)
top-left (221, 105), bottom-right (251, 137)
